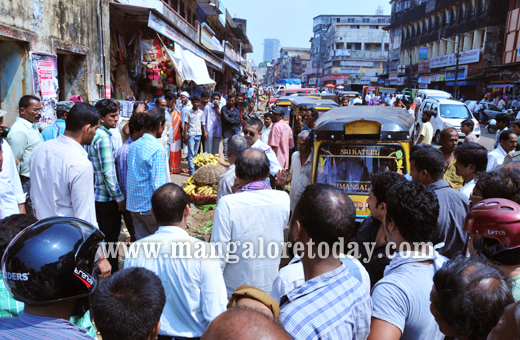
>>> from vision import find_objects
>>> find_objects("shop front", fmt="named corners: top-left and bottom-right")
top-left (109, 3), bottom-right (222, 105)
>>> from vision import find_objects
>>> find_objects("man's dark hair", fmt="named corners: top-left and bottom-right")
top-left (239, 103), bottom-right (247, 110)
top-left (95, 99), bottom-right (119, 117)
top-left (227, 93), bottom-right (236, 100)
top-left (453, 142), bottom-right (488, 174)
top-left (91, 267), bottom-right (166, 340)
top-left (433, 256), bottom-right (514, 340)
top-left (299, 105), bottom-right (308, 112)
top-left (242, 92), bottom-right (248, 98)
top-left (235, 149), bottom-right (270, 182)
top-left (385, 180), bottom-right (439, 242)
top-left (128, 112), bottom-right (146, 136)
top-left (461, 119), bottom-right (474, 131)
top-left (475, 169), bottom-right (520, 205)
top-left (410, 144), bottom-right (444, 181)
top-left (211, 91), bottom-right (221, 99)
top-left (513, 120), bottom-right (520, 129)
top-left (500, 129), bottom-right (517, 142)
top-left (264, 112), bottom-right (272, 119)
top-left (144, 109), bottom-right (166, 132)
top-left (19, 95), bottom-right (40, 109)
top-left (151, 183), bottom-right (187, 225)
top-left (132, 101), bottom-right (148, 112)
top-left (496, 113), bottom-right (510, 125)
top-left (307, 108), bottom-right (319, 120)
top-left (245, 118), bottom-right (263, 133)
top-left (227, 135), bottom-right (249, 157)
top-left (191, 95), bottom-right (200, 103)
top-left (292, 184), bottom-right (357, 247)
top-left (201, 91), bottom-right (210, 99)
top-left (0, 214), bottom-right (38, 255)
top-left (165, 92), bottom-right (177, 101)
top-left (371, 172), bottom-right (408, 207)
top-left (66, 103), bottom-right (101, 132)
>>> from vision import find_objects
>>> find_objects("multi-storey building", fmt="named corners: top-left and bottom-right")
top-left (309, 15), bottom-right (390, 89)
top-left (274, 47), bottom-right (310, 82)
top-left (387, 0), bottom-right (509, 98)
top-left (263, 39), bottom-right (281, 62)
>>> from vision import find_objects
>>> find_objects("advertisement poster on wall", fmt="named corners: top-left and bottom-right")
top-left (30, 52), bottom-right (58, 127)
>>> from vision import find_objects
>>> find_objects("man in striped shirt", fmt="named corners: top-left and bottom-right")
top-left (126, 109), bottom-right (169, 240)
top-left (278, 184), bottom-right (372, 339)
top-left (116, 112), bottom-right (146, 242)
top-left (86, 99), bottom-right (125, 274)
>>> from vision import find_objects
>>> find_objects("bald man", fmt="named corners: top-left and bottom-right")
top-left (201, 306), bottom-right (291, 340)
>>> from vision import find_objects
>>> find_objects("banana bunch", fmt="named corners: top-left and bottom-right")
top-left (197, 185), bottom-right (218, 195)
top-left (192, 153), bottom-right (220, 166)
top-left (182, 176), bottom-right (218, 196)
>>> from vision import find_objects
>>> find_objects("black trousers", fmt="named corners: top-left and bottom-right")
top-left (122, 210), bottom-right (136, 242)
top-left (20, 176), bottom-right (35, 217)
top-left (95, 201), bottom-right (122, 273)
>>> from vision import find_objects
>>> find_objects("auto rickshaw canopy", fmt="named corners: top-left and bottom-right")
top-left (315, 106), bottom-right (415, 141)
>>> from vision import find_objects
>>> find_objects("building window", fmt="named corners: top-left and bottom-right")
top-left (336, 18), bottom-right (340, 23)
top-left (370, 25), bottom-right (379, 29)
top-left (168, 0), bottom-right (178, 11)
top-left (378, 18), bottom-right (385, 23)
top-left (347, 18), bottom-right (355, 23)
top-left (362, 18), bottom-right (370, 23)
top-left (375, 44), bottom-right (382, 51)
top-left (351, 25), bottom-right (360, 29)
top-left (354, 43), bottom-right (362, 50)
top-left (365, 44), bottom-right (372, 50)
top-left (384, 43), bottom-right (389, 51)
top-left (180, 1), bottom-right (185, 19)
top-left (347, 43), bottom-right (353, 49)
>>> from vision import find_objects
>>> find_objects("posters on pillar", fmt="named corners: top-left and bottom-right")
top-left (30, 52), bottom-right (58, 127)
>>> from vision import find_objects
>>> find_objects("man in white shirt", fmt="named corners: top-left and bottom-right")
top-left (211, 149), bottom-right (290, 297)
top-left (473, 100), bottom-right (483, 119)
top-left (274, 130), bottom-right (313, 212)
top-left (0, 108), bottom-right (26, 215)
top-left (29, 102), bottom-right (111, 278)
top-left (242, 118), bottom-right (282, 178)
top-left (453, 142), bottom-right (488, 199)
top-left (260, 113), bottom-right (272, 145)
top-left (125, 183), bottom-right (227, 338)
top-left (353, 95), bottom-right (363, 105)
top-left (487, 130), bottom-right (517, 171)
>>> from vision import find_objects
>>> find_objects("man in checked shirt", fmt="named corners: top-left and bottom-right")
top-left (86, 99), bottom-right (125, 274)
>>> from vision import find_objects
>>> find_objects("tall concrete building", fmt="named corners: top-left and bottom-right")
top-left (309, 15), bottom-right (390, 89)
top-left (264, 39), bottom-right (281, 62)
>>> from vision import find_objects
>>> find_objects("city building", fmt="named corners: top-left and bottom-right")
top-left (263, 39), bottom-right (281, 62)
top-left (386, 0), bottom-right (509, 98)
top-left (309, 14), bottom-right (390, 89)
top-left (274, 47), bottom-right (311, 82)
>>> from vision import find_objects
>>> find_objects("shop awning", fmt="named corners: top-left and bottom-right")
top-left (163, 41), bottom-right (216, 88)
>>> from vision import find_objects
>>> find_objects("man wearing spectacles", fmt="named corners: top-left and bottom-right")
top-left (7, 95), bottom-right (44, 216)
top-left (242, 118), bottom-right (281, 181)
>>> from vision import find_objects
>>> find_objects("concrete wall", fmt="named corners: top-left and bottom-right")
top-left (0, 0), bottom-right (110, 125)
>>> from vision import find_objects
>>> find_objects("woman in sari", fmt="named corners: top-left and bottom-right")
top-left (169, 108), bottom-right (183, 174)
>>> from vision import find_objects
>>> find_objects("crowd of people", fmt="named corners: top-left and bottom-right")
top-left (1, 90), bottom-right (520, 340)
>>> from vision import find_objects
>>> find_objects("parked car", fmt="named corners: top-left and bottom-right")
top-left (269, 88), bottom-right (318, 104)
top-left (417, 98), bottom-right (480, 144)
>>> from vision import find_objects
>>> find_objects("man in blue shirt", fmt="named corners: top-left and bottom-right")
top-left (126, 109), bottom-right (168, 240)
top-left (278, 184), bottom-right (372, 339)
top-left (41, 101), bottom-right (74, 141)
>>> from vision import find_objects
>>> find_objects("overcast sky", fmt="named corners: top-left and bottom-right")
top-left (222, 0), bottom-right (392, 65)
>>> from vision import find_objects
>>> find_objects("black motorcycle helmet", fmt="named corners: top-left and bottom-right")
top-left (1, 217), bottom-right (105, 305)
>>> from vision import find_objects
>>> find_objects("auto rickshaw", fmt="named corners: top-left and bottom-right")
top-left (338, 91), bottom-right (360, 104)
top-left (287, 96), bottom-right (339, 128)
top-left (312, 106), bottom-right (415, 221)
top-left (274, 97), bottom-right (293, 123)
top-left (296, 92), bottom-right (338, 102)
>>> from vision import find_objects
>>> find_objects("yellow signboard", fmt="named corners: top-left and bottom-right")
top-left (351, 195), bottom-right (371, 216)
top-left (344, 120), bottom-right (381, 135)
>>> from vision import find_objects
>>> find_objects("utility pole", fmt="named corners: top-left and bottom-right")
top-left (454, 37), bottom-right (460, 100)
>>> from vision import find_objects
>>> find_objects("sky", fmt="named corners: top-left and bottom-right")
top-left (222, 0), bottom-right (392, 65)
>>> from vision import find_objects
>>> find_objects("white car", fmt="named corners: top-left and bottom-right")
top-left (417, 98), bottom-right (480, 144)
top-left (416, 89), bottom-right (452, 102)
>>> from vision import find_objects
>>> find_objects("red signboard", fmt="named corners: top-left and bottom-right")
top-left (418, 62), bottom-right (430, 74)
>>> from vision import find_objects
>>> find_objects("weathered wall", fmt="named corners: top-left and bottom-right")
top-left (0, 0), bottom-right (110, 124)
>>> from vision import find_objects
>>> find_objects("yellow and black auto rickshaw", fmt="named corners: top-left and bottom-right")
top-left (287, 96), bottom-right (338, 128)
top-left (338, 91), bottom-right (360, 104)
top-left (312, 106), bottom-right (415, 221)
